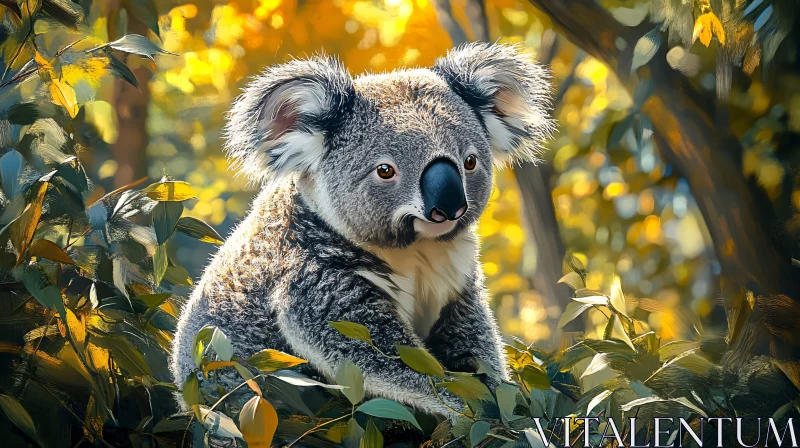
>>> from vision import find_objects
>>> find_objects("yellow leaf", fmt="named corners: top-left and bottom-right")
top-left (10, 182), bottom-right (47, 264)
top-left (693, 13), bottom-right (725, 47)
top-left (143, 181), bottom-right (196, 201)
top-left (247, 349), bottom-right (307, 372)
top-left (234, 362), bottom-right (263, 396)
top-left (86, 342), bottom-right (110, 372)
top-left (239, 396), bottom-right (278, 447)
top-left (395, 345), bottom-right (445, 378)
top-left (34, 50), bottom-right (53, 80)
top-left (28, 239), bottom-right (75, 265)
top-left (50, 79), bottom-right (79, 117)
top-left (609, 275), bottom-right (627, 317)
top-left (65, 308), bottom-right (86, 350)
top-left (202, 360), bottom-right (235, 376)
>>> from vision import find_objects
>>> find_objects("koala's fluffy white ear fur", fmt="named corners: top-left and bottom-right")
top-left (223, 55), bottom-right (354, 183)
top-left (433, 42), bottom-right (556, 166)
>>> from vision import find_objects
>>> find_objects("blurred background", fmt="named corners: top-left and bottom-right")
top-left (73, 0), bottom-right (799, 350)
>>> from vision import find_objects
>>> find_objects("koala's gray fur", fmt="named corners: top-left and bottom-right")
top-left (170, 42), bottom-right (554, 418)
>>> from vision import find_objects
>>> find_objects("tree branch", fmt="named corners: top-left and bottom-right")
top-left (431, 0), bottom-right (468, 47)
top-left (527, 0), bottom-right (798, 299)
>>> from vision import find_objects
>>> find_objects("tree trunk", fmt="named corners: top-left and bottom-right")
top-left (514, 161), bottom-right (574, 316)
top-left (110, 20), bottom-right (151, 188)
top-left (526, 0), bottom-right (798, 300)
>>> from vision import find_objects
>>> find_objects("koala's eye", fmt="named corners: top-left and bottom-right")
top-left (464, 154), bottom-right (477, 172)
top-left (376, 164), bottom-right (396, 180)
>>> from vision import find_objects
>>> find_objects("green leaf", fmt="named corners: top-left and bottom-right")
top-left (630, 27), bottom-right (661, 74)
top-left (193, 340), bottom-right (204, 368)
top-left (210, 327), bottom-right (233, 362)
top-left (581, 353), bottom-right (609, 379)
top-left (30, 285), bottom-right (65, 313)
top-left (263, 376), bottom-right (316, 419)
top-left (608, 275), bottom-right (627, 316)
top-left (1, 150), bottom-right (25, 198)
top-left (0, 394), bottom-right (44, 446)
top-left (620, 396), bottom-right (707, 417)
top-left (106, 50), bottom-right (138, 88)
top-left (137, 292), bottom-right (170, 308)
top-left (362, 418), bottom-right (383, 448)
top-left (92, 334), bottom-right (152, 376)
top-left (199, 407), bottom-right (243, 440)
top-left (182, 373), bottom-right (200, 406)
top-left (163, 265), bottom-right (193, 286)
top-left (344, 418), bottom-right (364, 448)
top-left (234, 362), bottom-right (262, 396)
top-left (524, 428), bottom-right (555, 448)
top-left (247, 348), bottom-right (308, 372)
top-left (495, 383), bottom-right (520, 424)
top-left (395, 345), bottom-right (445, 379)
top-left (152, 201), bottom-right (183, 244)
top-left (470, 421), bottom-right (490, 447)
top-left (586, 389), bottom-right (613, 416)
top-left (558, 302), bottom-right (592, 329)
top-left (87, 34), bottom-right (175, 60)
top-left (270, 370), bottom-right (346, 389)
top-left (329, 321), bottom-right (373, 345)
top-left (557, 272), bottom-right (583, 290)
top-left (522, 364), bottom-right (550, 390)
top-left (153, 243), bottom-right (168, 286)
top-left (572, 295), bottom-right (609, 306)
top-left (356, 398), bottom-right (421, 430)
top-left (175, 216), bottom-right (224, 244)
top-left (193, 325), bottom-right (216, 350)
top-left (440, 372), bottom-right (493, 403)
top-left (335, 360), bottom-right (365, 405)
top-left (607, 314), bottom-right (636, 351)
top-left (658, 341), bottom-right (700, 362)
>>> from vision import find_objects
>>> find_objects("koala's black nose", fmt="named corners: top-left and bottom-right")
top-left (420, 159), bottom-right (468, 223)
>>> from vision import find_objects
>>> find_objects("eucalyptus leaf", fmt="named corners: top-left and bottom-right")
top-left (88, 34), bottom-right (176, 60)
top-left (335, 360), bottom-right (365, 405)
top-left (356, 398), bottom-right (422, 430)
top-left (470, 420), bottom-right (490, 447)
top-left (395, 345), bottom-right (445, 378)
top-left (0, 394), bottom-right (44, 447)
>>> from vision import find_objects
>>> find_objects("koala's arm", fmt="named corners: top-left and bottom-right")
top-left (274, 274), bottom-right (462, 417)
top-left (427, 277), bottom-right (509, 386)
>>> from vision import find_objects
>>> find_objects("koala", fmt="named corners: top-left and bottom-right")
top-left (170, 42), bottom-right (554, 418)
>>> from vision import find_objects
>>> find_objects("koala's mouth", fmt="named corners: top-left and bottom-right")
top-left (413, 218), bottom-right (458, 238)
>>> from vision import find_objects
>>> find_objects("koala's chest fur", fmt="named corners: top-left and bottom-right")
top-left (361, 233), bottom-right (477, 338)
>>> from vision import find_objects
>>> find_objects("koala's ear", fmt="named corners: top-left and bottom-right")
top-left (223, 55), bottom-right (354, 183)
top-left (433, 43), bottom-right (556, 166)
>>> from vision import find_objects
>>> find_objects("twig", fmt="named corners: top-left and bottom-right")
top-left (441, 435), bottom-right (466, 447)
top-left (286, 413), bottom-right (351, 448)
top-left (428, 376), bottom-right (472, 420)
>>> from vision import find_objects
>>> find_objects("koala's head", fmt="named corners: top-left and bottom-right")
top-left (224, 43), bottom-right (554, 249)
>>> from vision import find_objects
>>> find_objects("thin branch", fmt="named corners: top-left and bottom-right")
top-left (431, 0), bottom-right (468, 46)
top-left (286, 413), bottom-right (351, 448)
top-left (463, 0), bottom-right (489, 41)
top-left (428, 376), bottom-right (472, 420)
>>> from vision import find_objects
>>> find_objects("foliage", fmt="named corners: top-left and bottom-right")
top-left (169, 258), bottom-right (798, 447)
top-left (0, 1), bottom-right (218, 445)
